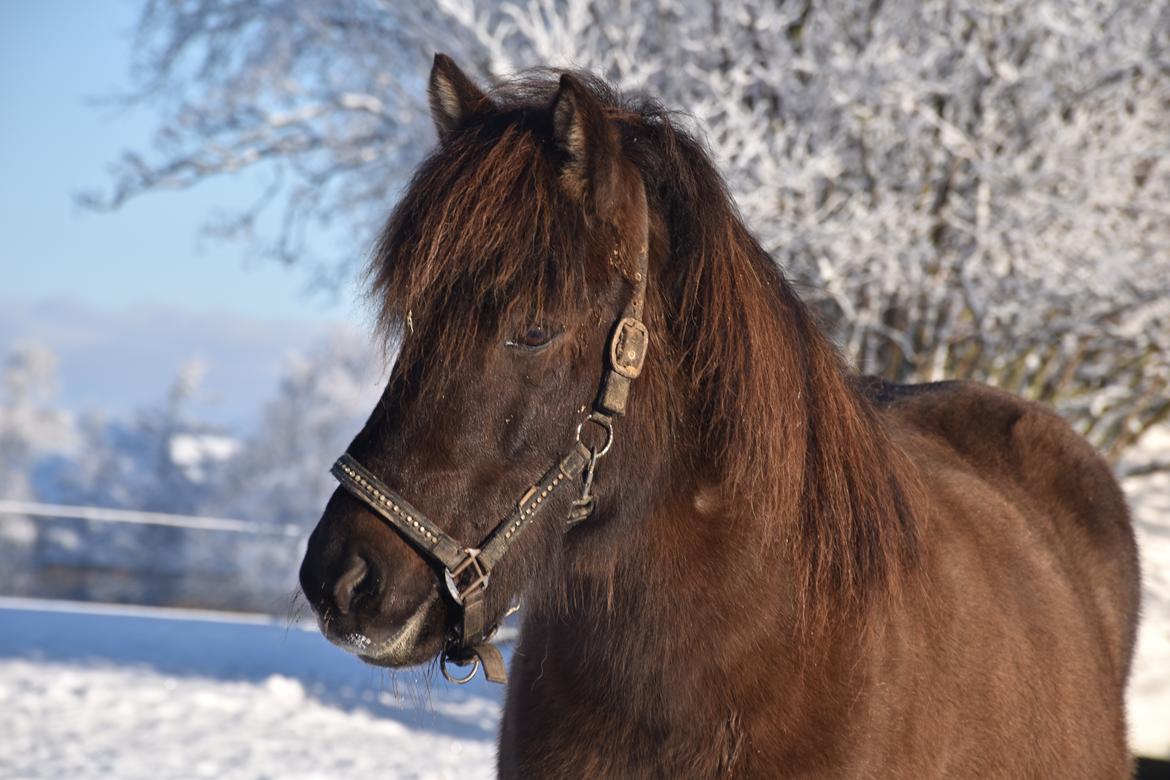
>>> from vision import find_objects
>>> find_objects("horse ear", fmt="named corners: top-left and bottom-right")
top-left (429, 53), bottom-right (491, 141)
top-left (551, 74), bottom-right (623, 211)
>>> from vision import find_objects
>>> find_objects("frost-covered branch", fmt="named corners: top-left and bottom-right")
top-left (91, 0), bottom-right (1170, 457)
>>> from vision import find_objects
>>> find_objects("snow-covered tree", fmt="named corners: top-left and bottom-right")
top-left (0, 343), bottom-right (78, 500)
top-left (0, 344), bottom-right (79, 592)
top-left (206, 327), bottom-right (384, 528)
top-left (30, 359), bottom-right (250, 606)
top-left (58, 359), bottom-right (225, 513)
top-left (92, 0), bottom-right (1170, 462)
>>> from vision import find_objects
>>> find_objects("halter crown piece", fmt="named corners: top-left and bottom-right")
top-left (330, 219), bottom-right (650, 685)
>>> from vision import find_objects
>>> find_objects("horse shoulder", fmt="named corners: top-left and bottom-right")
top-left (865, 378), bottom-right (1139, 774)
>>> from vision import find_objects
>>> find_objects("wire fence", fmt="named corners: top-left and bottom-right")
top-left (0, 499), bottom-right (302, 537)
top-left (0, 499), bottom-right (307, 615)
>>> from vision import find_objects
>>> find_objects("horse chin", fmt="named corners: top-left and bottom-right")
top-left (323, 595), bottom-right (446, 668)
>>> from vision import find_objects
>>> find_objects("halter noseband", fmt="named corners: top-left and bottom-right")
top-left (330, 229), bottom-right (649, 685)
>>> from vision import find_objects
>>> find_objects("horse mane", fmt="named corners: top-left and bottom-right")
top-left (369, 71), bottom-right (921, 629)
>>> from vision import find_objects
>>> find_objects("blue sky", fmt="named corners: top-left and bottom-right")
top-left (0, 1), bottom-right (377, 426)
top-left (0, 1), bottom-right (363, 321)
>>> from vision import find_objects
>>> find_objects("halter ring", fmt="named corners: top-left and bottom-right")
top-left (575, 413), bottom-right (614, 458)
top-left (440, 651), bottom-right (480, 684)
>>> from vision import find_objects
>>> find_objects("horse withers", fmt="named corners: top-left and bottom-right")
top-left (298, 55), bottom-right (1140, 777)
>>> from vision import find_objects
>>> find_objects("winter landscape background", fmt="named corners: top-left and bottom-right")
top-left (2, 0), bottom-right (1168, 775)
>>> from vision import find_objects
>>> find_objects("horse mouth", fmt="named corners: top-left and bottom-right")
top-left (318, 594), bottom-right (444, 667)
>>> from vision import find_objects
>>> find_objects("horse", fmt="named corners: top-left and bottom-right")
top-left (298, 54), bottom-right (1140, 778)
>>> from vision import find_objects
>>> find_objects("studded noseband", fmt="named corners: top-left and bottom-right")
top-left (330, 229), bottom-right (649, 685)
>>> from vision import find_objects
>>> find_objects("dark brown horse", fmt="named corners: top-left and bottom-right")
top-left (299, 55), bottom-right (1140, 777)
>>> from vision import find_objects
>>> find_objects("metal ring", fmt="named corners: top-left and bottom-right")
top-left (440, 651), bottom-right (480, 684)
top-left (443, 569), bottom-right (463, 604)
top-left (575, 413), bottom-right (614, 458)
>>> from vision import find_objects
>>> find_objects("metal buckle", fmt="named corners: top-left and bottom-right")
top-left (608, 317), bottom-right (648, 379)
top-left (568, 412), bottom-right (617, 527)
top-left (568, 445), bottom-right (599, 527)
top-left (444, 548), bottom-right (489, 605)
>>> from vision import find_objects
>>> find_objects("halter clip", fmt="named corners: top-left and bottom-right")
top-left (443, 548), bottom-right (489, 605)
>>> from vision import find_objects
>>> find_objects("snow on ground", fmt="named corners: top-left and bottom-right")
top-left (1125, 426), bottom-right (1170, 759)
top-left (0, 599), bottom-right (502, 779)
top-left (0, 660), bottom-right (493, 780)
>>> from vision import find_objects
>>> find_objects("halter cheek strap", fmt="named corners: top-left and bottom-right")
top-left (330, 217), bottom-right (650, 685)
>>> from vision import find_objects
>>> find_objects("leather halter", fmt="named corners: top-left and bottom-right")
top-left (330, 228), bottom-right (649, 685)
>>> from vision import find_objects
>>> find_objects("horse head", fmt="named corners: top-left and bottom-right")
top-left (299, 55), bottom-right (661, 680)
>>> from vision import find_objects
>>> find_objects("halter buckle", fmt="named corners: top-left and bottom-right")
top-left (444, 548), bottom-right (489, 605)
top-left (608, 317), bottom-right (648, 379)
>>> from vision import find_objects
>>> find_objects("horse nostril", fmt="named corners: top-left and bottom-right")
top-left (333, 554), bottom-right (378, 615)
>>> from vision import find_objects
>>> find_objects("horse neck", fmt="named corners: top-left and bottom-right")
top-left (526, 214), bottom-right (919, 735)
top-left (530, 488), bottom-right (874, 756)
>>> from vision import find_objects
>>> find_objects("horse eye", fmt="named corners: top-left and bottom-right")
top-left (506, 324), bottom-right (558, 351)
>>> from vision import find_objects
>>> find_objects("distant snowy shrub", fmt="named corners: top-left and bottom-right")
top-left (204, 327), bottom-right (385, 528)
top-left (0, 332), bottom-right (383, 611)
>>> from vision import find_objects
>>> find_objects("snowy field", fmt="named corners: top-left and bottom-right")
top-left (0, 599), bottom-right (502, 780)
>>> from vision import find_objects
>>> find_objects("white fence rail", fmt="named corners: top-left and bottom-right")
top-left (0, 500), bottom-right (302, 537)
